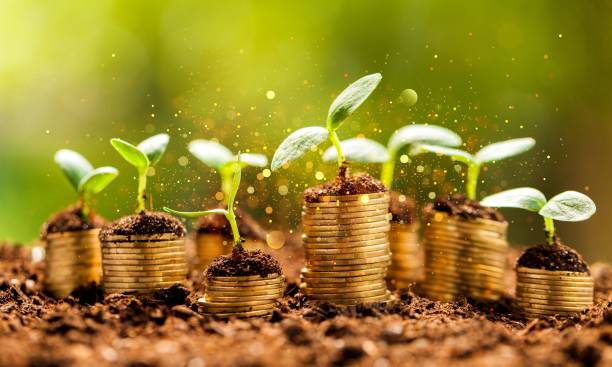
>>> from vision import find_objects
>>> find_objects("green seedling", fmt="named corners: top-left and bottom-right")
top-left (54, 149), bottom-right (119, 218)
top-left (322, 124), bottom-right (462, 189)
top-left (164, 156), bottom-right (243, 246)
top-left (271, 73), bottom-right (382, 172)
top-left (110, 134), bottom-right (170, 213)
top-left (411, 137), bottom-right (536, 200)
top-left (188, 139), bottom-right (267, 204)
top-left (481, 187), bottom-right (596, 245)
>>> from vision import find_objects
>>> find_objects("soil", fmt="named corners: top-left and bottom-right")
top-left (304, 164), bottom-right (387, 203)
top-left (41, 206), bottom-right (106, 238)
top-left (195, 207), bottom-right (267, 242)
top-left (99, 211), bottom-right (185, 240)
top-left (430, 193), bottom-right (506, 222)
top-left (205, 245), bottom-right (282, 278)
top-left (389, 191), bottom-right (416, 224)
top-left (0, 241), bottom-right (611, 366)
top-left (518, 242), bottom-right (590, 273)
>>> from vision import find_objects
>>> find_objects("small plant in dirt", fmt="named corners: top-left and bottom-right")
top-left (271, 73), bottom-right (382, 173)
top-left (411, 137), bottom-right (536, 200)
top-left (54, 149), bottom-right (119, 219)
top-left (110, 134), bottom-right (169, 213)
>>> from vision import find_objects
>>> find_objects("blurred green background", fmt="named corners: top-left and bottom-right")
top-left (1, 0), bottom-right (611, 262)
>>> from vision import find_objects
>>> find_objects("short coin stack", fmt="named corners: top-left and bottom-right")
top-left (387, 222), bottom-right (421, 289)
top-left (301, 192), bottom-right (392, 305)
top-left (100, 233), bottom-right (187, 294)
top-left (515, 267), bottom-right (593, 318)
top-left (44, 229), bottom-right (102, 298)
top-left (199, 273), bottom-right (284, 318)
top-left (421, 212), bottom-right (508, 302)
top-left (195, 233), bottom-right (231, 270)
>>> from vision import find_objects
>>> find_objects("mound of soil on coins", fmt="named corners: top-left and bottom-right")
top-left (389, 191), bottom-right (416, 224)
top-left (205, 245), bottom-right (282, 278)
top-left (518, 242), bottom-right (590, 273)
top-left (41, 206), bottom-right (106, 238)
top-left (196, 207), bottom-right (267, 242)
top-left (304, 164), bottom-right (386, 203)
top-left (99, 211), bottom-right (185, 240)
top-left (430, 194), bottom-right (505, 222)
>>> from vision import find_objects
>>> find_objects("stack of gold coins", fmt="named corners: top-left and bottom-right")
top-left (515, 267), bottom-right (593, 318)
top-left (301, 192), bottom-right (392, 305)
top-left (44, 229), bottom-right (102, 298)
top-left (195, 233), bottom-right (231, 270)
top-left (387, 222), bottom-right (421, 289)
top-left (199, 273), bottom-right (284, 318)
top-left (421, 212), bottom-right (508, 302)
top-left (100, 233), bottom-right (187, 294)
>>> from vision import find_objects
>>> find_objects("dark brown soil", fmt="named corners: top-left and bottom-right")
top-left (518, 243), bottom-right (590, 273)
top-left (195, 207), bottom-right (267, 241)
top-left (431, 193), bottom-right (505, 222)
top-left (304, 164), bottom-right (387, 203)
top-left (41, 206), bottom-right (105, 238)
top-left (389, 191), bottom-right (416, 224)
top-left (205, 245), bottom-right (282, 278)
top-left (99, 211), bottom-right (185, 240)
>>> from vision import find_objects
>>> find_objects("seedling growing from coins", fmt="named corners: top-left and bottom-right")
top-left (54, 149), bottom-right (119, 218)
top-left (271, 73), bottom-right (382, 172)
top-left (321, 124), bottom-right (462, 189)
top-left (110, 134), bottom-right (170, 213)
top-left (411, 137), bottom-right (536, 200)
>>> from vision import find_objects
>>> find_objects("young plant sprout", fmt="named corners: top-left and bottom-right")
top-left (110, 134), bottom-right (170, 213)
top-left (54, 149), bottom-right (119, 218)
top-left (321, 124), bottom-right (462, 189)
top-left (164, 156), bottom-right (243, 246)
top-left (481, 187), bottom-right (596, 245)
top-left (271, 73), bottom-right (382, 172)
top-left (411, 137), bottom-right (536, 200)
top-left (188, 139), bottom-right (267, 203)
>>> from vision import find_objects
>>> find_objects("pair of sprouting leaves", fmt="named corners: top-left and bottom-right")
top-left (188, 139), bottom-right (268, 172)
top-left (110, 134), bottom-right (170, 171)
top-left (55, 150), bottom-right (118, 197)
top-left (482, 188), bottom-right (596, 222)
top-left (271, 73), bottom-right (382, 170)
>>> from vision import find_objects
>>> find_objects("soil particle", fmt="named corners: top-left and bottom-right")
top-left (517, 243), bottom-right (590, 273)
top-left (389, 191), bottom-right (416, 224)
top-left (205, 245), bottom-right (282, 278)
top-left (304, 164), bottom-right (387, 203)
top-left (430, 193), bottom-right (505, 222)
top-left (99, 211), bottom-right (185, 240)
top-left (41, 206), bottom-right (105, 238)
top-left (195, 207), bottom-right (266, 241)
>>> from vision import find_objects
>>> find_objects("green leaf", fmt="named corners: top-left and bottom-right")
top-left (137, 133), bottom-right (169, 166)
top-left (271, 126), bottom-right (329, 170)
top-left (327, 73), bottom-right (382, 130)
top-left (54, 149), bottom-right (93, 191)
top-left (481, 187), bottom-right (547, 212)
top-left (474, 137), bottom-right (535, 164)
top-left (188, 139), bottom-right (234, 170)
top-left (110, 138), bottom-right (149, 168)
top-left (410, 144), bottom-right (473, 165)
top-left (322, 138), bottom-right (388, 163)
top-left (163, 207), bottom-right (227, 219)
top-left (388, 124), bottom-right (462, 153)
top-left (539, 191), bottom-right (596, 222)
top-left (78, 166), bottom-right (119, 194)
top-left (237, 153), bottom-right (268, 167)
top-left (227, 158), bottom-right (242, 209)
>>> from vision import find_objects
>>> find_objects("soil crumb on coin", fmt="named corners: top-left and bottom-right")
top-left (99, 211), bottom-right (185, 240)
top-left (42, 205), bottom-right (105, 238)
top-left (518, 242), bottom-right (589, 273)
top-left (304, 163), bottom-right (387, 203)
top-left (389, 191), bottom-right (416, 224)
top-left (205, 245), bottom-right (282, 278)
top-left (429, 194), bottom-right (505, 222)
top-left (196, 207), bottom-right (266, 241)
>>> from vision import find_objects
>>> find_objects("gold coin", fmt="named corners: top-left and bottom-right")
top-left (303, 215), bottom-right (390, 227)
top-left (206, 274), bottom-right (281, 282)
top-left (303, 220), bottom-right (390, 232)
top-left (204, 293), bottom-right (282, 302)
top-left (303, 209), bottom-right (390, 222)
top-left (303, 231), bottom-right (388, 243)
top-left (517, 306), bottom-right (580, 317)
top-left (516, 267), bottom-right (589, 277)
top-left (102, 263), bottom-right (187, 271)
top-left (304, 224), bottom-right (390, 237)
top-left (101, 233), bottom-right (181, 242)
top-left (101, 238), bottom-right (184, 248)
top-left (425, 251), bottom-right (506, 265)
top-left (319, 291), bottom-right (392, 305)
top-left (303, 243), bottom-right (390, 256)
top-left (303, 201), bottom-right (389, 211)
top-left (307, 288), bottom-right (388, 300)
top-left (203, 309), bottom-right (273, 318)
top-left (307, 254), bottom-right (391, 267)
top-left (301, 273), bottom-right (385, 284)
top-left (514, 301), bottom-right (589, 312)
top-left (102, 252), bottom-right (186, 261)
top-left (101, 257), bottom-right (186, 265)
top-left (103, 280), bottom-right (182, 288)
top-left (307, 261), bottom-right (390, 272)
top-left (516, 273), bottom-right (592, 282)
top-left (516, 277), bottom-right (593, 287)
top-left (391, 253), bottom-right (420, 262)
top-left (514, 296), bottom-right (592, 307)
top-left (206, 279), bottom-right (284, 288)
top-left (302, 281), bottom-right (385, 294)
top-left (302, 205), bottom-right (389, 215)
top-left (102, 274), bottom-right (185, 283)
top-left (200, 303), bottom-right (274, 313)
top-left (206, 288), bottom-right (283, 297)
top-left (301, 267), bottom-right (387, 278)
top-left (101, 246), bottom-right (185, 255)
top-left (199, 298), bottom-right (275, 307)
top-left (303, 197), bottom-right (388, 208)
top-left (310, 192), bottom-right (389, 202)
top-left (425, 264), bottom-right (505, 277)
top-left (516, 283), bottom-right (593, 295)
top-left (514, 292), bottom-right (593, 302)
top-left (306, 249), bottom-right (389, 261)
top-left (424, 235), bottom-right (508, 252)
top-left (103, 269), bottom-right (186, 277)
top-left (303, 238), bottom-right (388, 250)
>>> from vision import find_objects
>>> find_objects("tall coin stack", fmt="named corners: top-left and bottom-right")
top-left (421, 212), bottom-right (508, 302)
top-left (101, 233), bottom-right (187, 294)
top-left (44, 229), bottom-right (102, 298)
top-left (387, 222), bottom-right (421, 289)
top-left (199, 273), bottom-right (284, 318)
top-left (515, 267), bottom-right (593, 318)
top-left (301, 192), bottom-right (392, 305)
